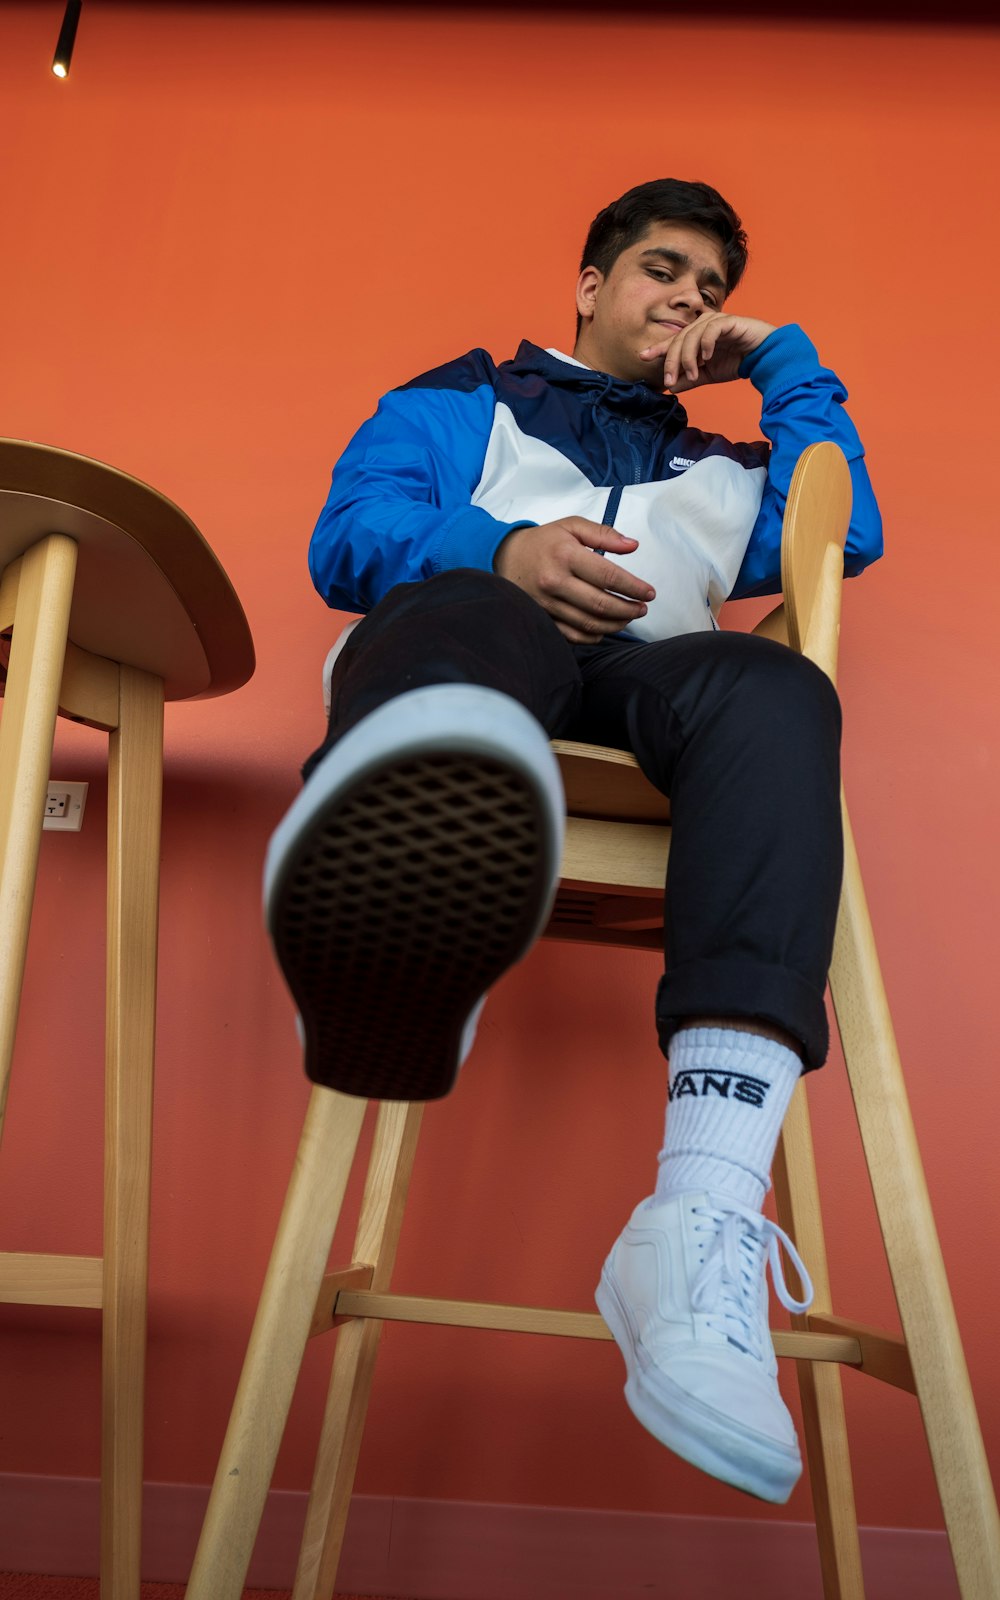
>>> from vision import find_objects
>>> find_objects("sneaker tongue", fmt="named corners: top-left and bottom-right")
top-left (723, 1231), bottom-right (768, 1358)
top-left (694, 1204), bottom-right (769, 1362)
top-left (698, 1195), bottom-right (815, 1318)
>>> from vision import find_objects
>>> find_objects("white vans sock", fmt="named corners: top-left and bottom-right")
top-left (653, 1027), bottom-right (802, 1212)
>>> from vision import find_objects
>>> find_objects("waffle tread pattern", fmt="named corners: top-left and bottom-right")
top-left (270, 752), bottom-right (549, 1099)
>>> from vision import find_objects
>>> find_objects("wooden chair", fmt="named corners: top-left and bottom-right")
top-left (185, 442), bottom-right (1000, 1600)
top-left (0, 439), bottom-right (255, 1600)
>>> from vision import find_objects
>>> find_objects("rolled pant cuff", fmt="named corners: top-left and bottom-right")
top-left (656, 960), bottom-right (829, 1071)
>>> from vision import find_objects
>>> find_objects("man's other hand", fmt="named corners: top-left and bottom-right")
top-left (494, 518), bottom-right (655, 644)
top-left (640, 313), bottom-right (776, 393)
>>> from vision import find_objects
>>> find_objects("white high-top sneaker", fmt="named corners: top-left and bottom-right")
top-left (596, 1191), bottom-right (813, 1503)
top-left (264, 684), bottom-right (564, 1101)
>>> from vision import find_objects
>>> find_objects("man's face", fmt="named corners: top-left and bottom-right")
top-left (574, 222), bottom-right (729, 387)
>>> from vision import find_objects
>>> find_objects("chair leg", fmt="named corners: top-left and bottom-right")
top-left (293, 1100), bottom-right (424, 1600)
top-left (101, 664), bottom-right (163, 1600)
top-left (830, 799), bottom-right (1000, 1599)
top-left (185, 1084), bottom-right (368, 1600)
top-left (774, 1085), bottom-right (866, 1600)
top-left (0, 536), bottom-right (78, 1144)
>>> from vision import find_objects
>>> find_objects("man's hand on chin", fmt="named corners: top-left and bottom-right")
top-left (640, 313), bottom-right (777, 394)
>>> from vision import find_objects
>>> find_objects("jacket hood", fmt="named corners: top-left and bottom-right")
top-left (505, 339), bottom-right (688, 427)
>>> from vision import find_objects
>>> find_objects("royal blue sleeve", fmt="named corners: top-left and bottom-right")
top-left (729, 324), bottom-right (883, 600)
top-left (309, 375), bottom-right (530, 613)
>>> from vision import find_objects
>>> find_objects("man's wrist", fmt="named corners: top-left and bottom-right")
top-left (492, 521), bottom-right (536, 574)
top-left (434, 506), bottom-right (532, 579)
top-left (739, 324), bottom-right (819, 391)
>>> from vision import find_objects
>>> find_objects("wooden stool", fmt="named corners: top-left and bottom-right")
top-left (186, 444), bottom-right (1000, 1600)
top-left (0, 439), bottom-right (254, 1599)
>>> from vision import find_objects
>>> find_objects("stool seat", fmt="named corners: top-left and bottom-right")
top-left (0, 437), bottom-right (254, 701)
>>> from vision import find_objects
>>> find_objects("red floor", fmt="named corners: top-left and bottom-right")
top-left (0, 1580), bottom-right (389, 1600)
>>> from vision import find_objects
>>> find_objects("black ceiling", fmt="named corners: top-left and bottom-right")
top-left (73, 0), bottom-right (1000, 27)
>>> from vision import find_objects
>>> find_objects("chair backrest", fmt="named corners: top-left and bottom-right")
top-left (778, 440), bottom-right (852, 681)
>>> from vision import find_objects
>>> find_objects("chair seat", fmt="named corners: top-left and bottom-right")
top-left (0, 438), bottom-right (254, 701)
top-left (548, 741), bottom-right (668, 948)
top-left (552, 738), bottom-right (670, 823)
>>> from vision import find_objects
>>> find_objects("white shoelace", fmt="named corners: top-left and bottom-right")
top-left (690, 1197), bottom-right (814, 1364)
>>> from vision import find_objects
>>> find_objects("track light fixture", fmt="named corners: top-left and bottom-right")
top-left (52, 0), bottom-right (82, 80)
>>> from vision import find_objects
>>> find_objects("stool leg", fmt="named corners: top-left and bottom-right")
top-left (831, 800), bottom-right (1000, 1599)
top-left (186, 1084), bottom-right (368, 1600)
top-left (0, 536), bottom-right (78, 1143)
top-left (101, 664), bottom-right (163, 1600)
top-left (293, 1100), bottom-right (424, 1600)
top-left (774, 1087), bottom-right (865, 1600)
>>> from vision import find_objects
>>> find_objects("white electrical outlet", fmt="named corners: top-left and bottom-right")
top-left (43, 781), bottom-right (88, 832)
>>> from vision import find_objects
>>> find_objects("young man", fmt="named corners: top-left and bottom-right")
top-left (265, 179), bottom-right (882, 1503)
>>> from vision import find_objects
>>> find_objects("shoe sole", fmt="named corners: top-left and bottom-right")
top-left (265, 687), bottom-right (563, 1101)
top-left (595, 1269), bottom-right (801, 1504)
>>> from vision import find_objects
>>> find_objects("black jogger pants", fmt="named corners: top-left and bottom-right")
top-left (304, 570), bottom-right (844, 1070)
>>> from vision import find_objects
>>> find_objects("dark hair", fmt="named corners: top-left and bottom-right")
top-left (576, 178), bottom-right (749, 334)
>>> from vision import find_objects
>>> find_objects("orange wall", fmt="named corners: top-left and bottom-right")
top-left (1, 0), bottom-right (998, 1538)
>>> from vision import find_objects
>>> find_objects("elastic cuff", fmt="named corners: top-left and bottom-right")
top-left (433, 505), bottom-right (534, 576)
top-left (738, 323), bottom-right (823, 394)
top-left (655, 958), bottom-right (829, 1072)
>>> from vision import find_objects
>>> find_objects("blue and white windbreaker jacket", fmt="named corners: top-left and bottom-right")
top-left (310, 324), bottom-right (882, 641)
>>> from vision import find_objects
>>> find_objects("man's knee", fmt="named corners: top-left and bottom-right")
top-left (715, 633), bottom-right (841, 738)
top-left (343, 568), bottom-right (518, 646)
top-left (410, 566), bottom-right (527, 607)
